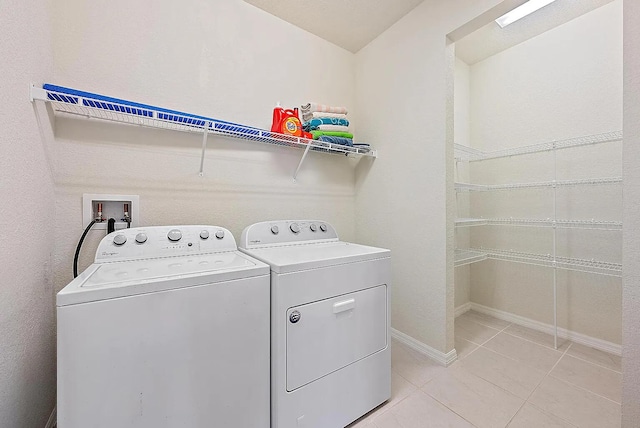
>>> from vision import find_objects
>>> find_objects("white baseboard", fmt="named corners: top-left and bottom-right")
top-left (391, 328), bottom-right (457, 366)
top-left (454, 302), bottom-right (472, 318)
top-left (45, 406), bottom-right (56, 428)
top-left (468, 302), bottom-right (622, 356)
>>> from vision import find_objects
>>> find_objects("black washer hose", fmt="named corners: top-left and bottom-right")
top-left (107, 218), bottom-right (116, 234)
top-left (73, 219), bottom-right (97, 278)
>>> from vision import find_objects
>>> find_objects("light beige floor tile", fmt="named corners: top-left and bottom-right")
top-left (455, 317), bottom-right (501, 345)
top-left (391, 340), bottom-right (447, 387)
top-left (566, 342), bottom-right (622, 372)
top-left (422, 365), bottom-right (524, 428)
top-left (458, 310), bottom-right (511, 330)
top-left (348, 422), bottom-right (373, 428)
top-left (484, 332), bottom-right (563, 372)
top-left (529, 377), bottom-right (621, 428)
top-left (459, 347), bottom-right (547, 400)
top-left (347, 372), bottom-right (417, 427)
top-left (504, 324), bottom-right (570, 351)
top-left (372, 390), bottom-right (474, 428)
top-left (454, 337), bottom-right (479, 360)
top-left (507, 403), bottom-right (577, 428)
top-left (550, 355), bottom-right (622, 403)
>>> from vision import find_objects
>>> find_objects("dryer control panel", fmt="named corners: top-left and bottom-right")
top-left (95, 225), bottom-right (237, 263)
top-left (239, 220), bottom-right (339, 249)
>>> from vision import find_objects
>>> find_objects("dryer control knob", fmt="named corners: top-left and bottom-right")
top-left (271, 225), bottom-right (279, 235)
top-left (215, 230), bottom-right (225, 239)
top-left (113, 234), bottom-right (127, 246)
top-left (310, 223), bottom-right (318, 232)
top-left (290, 223), bottom-right (300, 234)
top-left (200, 230), bottom-right (210, 240)
top-left (320, 224), bottom-right (328, 232)
top-left (167, 229), bottom-right (182, 242)
top-left (135, 233), bottom-right (147, 244)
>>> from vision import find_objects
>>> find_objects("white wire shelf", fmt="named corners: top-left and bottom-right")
top-left (454, 249), bottom-right (488, 267)
top-left (456, 247), bottom-right (622, 277)
top-left (474, 247), bottom-right (622, 277)
top-left (455, 177), bottom-right (622, 192)
top-left (454, 131), bottom-right (622, 162)
top-left (455, 218), bottom-right (489, 227)
top-left (455, 218), bottom-right (622, 230)
top-left (30, 84), bottom-right (376, 179)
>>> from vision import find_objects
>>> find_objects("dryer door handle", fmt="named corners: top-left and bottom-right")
top-left (333, 298), bottom-right (355, 314)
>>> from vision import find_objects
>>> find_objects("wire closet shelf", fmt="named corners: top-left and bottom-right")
top-left (454, 177), bottom-right (622, 192)
top-left (30, 84), bottom-right (376, 179)
top-left (454, 130), bottom-right (622, 162)
top-left (454, 247), bottom-right (622, 277)
top-left (455, 218), bottom-right (622, 231)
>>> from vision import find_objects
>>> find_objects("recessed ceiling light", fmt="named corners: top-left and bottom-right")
top-left (496, 0), bottom-right (557, 28)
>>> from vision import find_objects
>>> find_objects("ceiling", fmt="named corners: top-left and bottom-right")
top-left (455, 0), bottom-right (615, 65)
top-left (242, 0), bottom-right (425, 53)
top-left (244, 0), bottom-right (616, 59)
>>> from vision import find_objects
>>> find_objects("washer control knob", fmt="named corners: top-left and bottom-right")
top-left (310, 223), bottom-right (318, 232)
top-left (271, 225), bottom-right (279, 235)
top-left (289, 311), bottom-right (301, 323)
top-left (167, 229), bottom-right (182, 242)
top-left (113, 234), bottom-right (127, 246)
top-left (320, 224), bottom-right (328, 232)
top-left (135, 233), bottom-right (147, 244)
top-left (200, 230), bottom-right (210, 240)
top-left (290, 223), bottom-right (301, 234)
top-left (215, 230), bottom-right (225, 239)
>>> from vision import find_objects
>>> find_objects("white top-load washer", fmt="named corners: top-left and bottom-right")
top-left (239, 220), bottom-right (391, 428)
top-left (57, 225), bottom-right (270, 428)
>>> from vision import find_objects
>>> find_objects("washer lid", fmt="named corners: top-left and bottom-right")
top-left (241, 241), bottom-right (390, 274)
top-left (57, 251), bottom-right (269, 306)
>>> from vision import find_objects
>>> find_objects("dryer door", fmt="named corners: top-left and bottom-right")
top-left (286, 284), bottom-right (387, 391)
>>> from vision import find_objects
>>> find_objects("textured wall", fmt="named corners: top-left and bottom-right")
top-left (50, 0), bottom-right (359, 289)
top-left (354, 0), bottom-right (504, 354)
top-left (622, 0), bottom-right (640, 424)
top-left (0, 0), bottom-right (56, 426)
top-left (454, 58), bottom-right (471, 309)
top-left (465, 0), bottom-right (623, 344)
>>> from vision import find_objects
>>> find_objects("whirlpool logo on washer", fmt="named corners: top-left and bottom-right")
top-left (250, 240), bottom-right (261, 244)
top-left (101, 251), bottom-right (119, 257)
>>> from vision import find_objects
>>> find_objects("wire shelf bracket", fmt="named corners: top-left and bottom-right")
top-left (30, 84), bottom-right (377, 180)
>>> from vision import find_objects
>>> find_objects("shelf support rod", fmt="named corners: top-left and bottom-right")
top-left (199, 122), bottom-right (210, 177)
top-left (552, 142), bottom-right (558, 350)
top-left (293, 140), bottom-right (312, 182)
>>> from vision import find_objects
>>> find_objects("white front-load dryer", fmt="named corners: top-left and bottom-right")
top-left (57, 225), bottom-right (270, 428)
top-left (239, 220), bottom-right (391, 428)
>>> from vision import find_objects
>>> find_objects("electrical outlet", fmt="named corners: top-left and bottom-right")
top-left (82, 194), bottom-right (140, 231)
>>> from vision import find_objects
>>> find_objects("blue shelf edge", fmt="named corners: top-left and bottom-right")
top-left (43, 84), bottom-right (263, 135)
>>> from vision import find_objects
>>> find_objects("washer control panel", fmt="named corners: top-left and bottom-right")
top-left (239, 220), bottom-right (339, 249)
top-left (95, 225), bottom-right (236, 263)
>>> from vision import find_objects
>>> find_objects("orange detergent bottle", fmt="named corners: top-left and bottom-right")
top-left (271, 103), bottom-right (303, 137)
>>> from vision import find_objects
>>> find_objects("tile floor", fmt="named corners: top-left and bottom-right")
top-left (347, 311), bottom-right (622, 428)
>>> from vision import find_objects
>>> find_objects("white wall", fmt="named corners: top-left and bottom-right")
top-left (463, 1), bottom-right (623, 344)
top-left (0, 0), bottom-right (56, 426)
top-left (623, 0), bottom-right (640, 424)
top-left (50, 0), bottom-right (359, 288)
top-left (454, 58), bottom-right (471, 309)
top-left (354, 0), bottom-right (505, 354)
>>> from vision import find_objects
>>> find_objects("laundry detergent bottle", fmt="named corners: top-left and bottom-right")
top-left (271, 102), bottom-right (303, 137)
